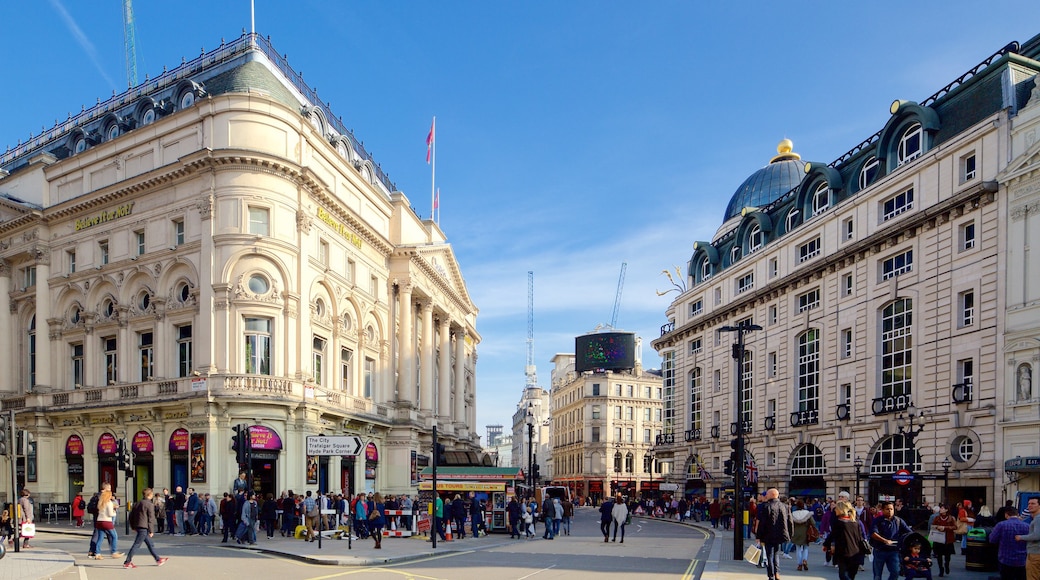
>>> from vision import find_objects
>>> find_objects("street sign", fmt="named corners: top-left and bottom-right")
top-left (893, 469), bottom-right (914, 485)
top-left (305, 435), bottom-right (364, 456)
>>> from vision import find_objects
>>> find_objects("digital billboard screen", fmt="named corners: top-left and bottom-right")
top-left (575, 332), bottom-right (635, 373)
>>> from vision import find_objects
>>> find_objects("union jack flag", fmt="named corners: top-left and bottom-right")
top-left (698, 463), bottom-right (713, 481)
top-left (744, 458), bottom-right (758, 483)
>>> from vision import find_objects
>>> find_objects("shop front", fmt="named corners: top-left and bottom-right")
top-left (97, 433), bottom-right (119, 492)
top-left (131, 430), bottom-right (155, 500)
top-left (246, 425), bottom-right (281, 498)
top-left (66, 435), bottom-right (85, 500)
top-left (169, 428), bottom-right (190, 490)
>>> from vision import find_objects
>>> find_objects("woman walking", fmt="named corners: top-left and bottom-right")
top-left (611, 494), bottom-right (629, 543)
top-left (369, 493), bottom-right (385, 549)
top-left (930, 503), bottom-right (957, 577)
top-left (93, 484), bottom-right (123, 559)
top-left (822, 500), bottom-right (865, 580)
top-left (791, 499), bottom-right (816, 570)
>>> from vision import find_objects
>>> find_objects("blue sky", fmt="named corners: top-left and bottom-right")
top-left (4, 1), bottom-right (1040, 441)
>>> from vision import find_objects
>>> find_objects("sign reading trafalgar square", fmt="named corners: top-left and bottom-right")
top-left (305, 435), bottom-right (364, 457)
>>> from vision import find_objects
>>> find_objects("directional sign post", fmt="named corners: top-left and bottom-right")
top-left (306, 435), bottom-right (364, 457)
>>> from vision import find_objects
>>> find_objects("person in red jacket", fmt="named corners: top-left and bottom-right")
top-left (72, 492), bottom-right (86, 528)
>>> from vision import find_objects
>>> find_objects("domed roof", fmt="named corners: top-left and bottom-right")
top-left (723, 140), bottom-right (807, 221)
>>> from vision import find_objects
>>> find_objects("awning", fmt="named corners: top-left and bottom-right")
top-left (1005, 456), bottom-right (1040, 472)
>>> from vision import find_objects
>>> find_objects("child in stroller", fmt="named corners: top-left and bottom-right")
top-left (900, 531), bottom-right (933, 579)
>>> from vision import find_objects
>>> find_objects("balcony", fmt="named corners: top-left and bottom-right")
top-left (836, 403), bottom-right (851, 421)
top-left (790, 409), bottom-right (819, 427)
top-left (763, 415), bottom-right (776, 431)
top-left (729, 419), bottom-right (753, 435)
top-left (655, 433), bottom-right (676, 446)
top-left (684, 428), bottom-right (702, 442)
top-left (871, 394), bottom-right (913, 416)
top-left (710, 425), bottom-right (720, 439)
top-left (660, 321), bottom-right (675, 337)
top-left (952, 381), bottom-right (973, 404)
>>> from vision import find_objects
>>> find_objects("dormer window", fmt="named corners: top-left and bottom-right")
top-left (106, 124), bottom-right (120, 141)
top-left (859, 157), bottom-right (880, 190)
top-left (179, 91), bottom-right (196, 109)
top-left (74, 137), bottom-right (87, 154)
top-left (748, 225), bottom-right (762, 254)
top-left (811, 183), bottom-right (829, 217)
top-left (731, 245), bottom-right (741, 264)
top-left (701, 257), bottom-right (712, 281)
top-left (897, 123), bottom-right (922, 166)
top-left (785, 209), bottom-right (800, 233)
top-left (140, 108), bottom-right (156, 126)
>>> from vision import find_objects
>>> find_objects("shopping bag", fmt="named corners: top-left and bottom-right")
top-left (20, 523), bottom-right (36, 538)
top-left (928, 529), bottom-right (947, 544)
top-left (743, 543), bottom-right (762, 565)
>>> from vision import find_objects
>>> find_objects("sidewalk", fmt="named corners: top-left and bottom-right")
top-left (0, 544), bottom-right (76, 580)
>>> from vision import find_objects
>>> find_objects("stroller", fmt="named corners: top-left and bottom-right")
top-left (899, 531), bottom-right (933, 579)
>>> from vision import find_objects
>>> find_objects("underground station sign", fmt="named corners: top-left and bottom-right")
top-left (306, 435), bottom-right (364, 457)
top-left (893, 469), bottom-right (914, 486)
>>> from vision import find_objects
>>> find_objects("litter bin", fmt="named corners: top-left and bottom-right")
top-left (963, 528), bottom-right (997, 572)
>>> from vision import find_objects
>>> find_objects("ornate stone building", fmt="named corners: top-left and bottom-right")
top-left (0, 33), bottom-right (480, 504)
top-left (652, 35), bottom-right (1040, 508)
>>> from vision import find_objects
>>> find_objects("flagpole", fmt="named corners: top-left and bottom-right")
top-left (430, 116), bottom-right (436, 223)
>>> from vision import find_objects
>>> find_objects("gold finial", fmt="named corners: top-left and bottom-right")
top-left (770, 138), bottom-right (801, 163)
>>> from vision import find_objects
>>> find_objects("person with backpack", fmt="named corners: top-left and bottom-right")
top-left (86, 490), bottom-right (102, 558)
top-left (122, 488), bottom-right (168, 569)
top-left (72, 492), bottom-right (86, 528)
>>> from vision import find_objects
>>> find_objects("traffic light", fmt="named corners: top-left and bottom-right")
top-left (123, 443), bottom-right (134, 477)
top-left (232, 424), bottom-right (248, 466)
top-left (0, 414), bottom-right (6, 456)
top-left (725, 438), bottom-right (739, 476)
top-left (117, 438), bottom-right (127, 471)
top-left (433, 442), bottom-right (446, 467)
top-left (533, 463), bottom-right (541, 483)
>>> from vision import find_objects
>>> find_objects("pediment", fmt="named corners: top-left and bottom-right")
top-left (1001, 132), bottom-right (1040, 185)
top-left (414, 245), bottom-right (475, 309)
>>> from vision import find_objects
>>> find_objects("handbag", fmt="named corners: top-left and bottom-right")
top-left (368, 509), bottom-right (380, 521)
top-left (954, 520), bottom-right (968, 535)
top-left (928, 528), bottom-right (947, 544)
top-left (20, 523), bottom-right (36, 538)
top-left (743, 543), bottom-right (762, 565)
top-left (806, 521), bottom-right (820, 543)
top-left (858, 537), bottom-right (873, 555)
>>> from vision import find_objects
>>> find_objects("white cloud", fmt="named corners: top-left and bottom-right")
top-left (49, 0), bottom-right (118, 90)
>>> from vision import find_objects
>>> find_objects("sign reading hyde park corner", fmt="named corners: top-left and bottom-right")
top-left (306, 435), bottom-right (364, 457)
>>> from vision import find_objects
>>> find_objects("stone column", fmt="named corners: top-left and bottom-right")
top-left (419, 300), bottom-right (435, 414)
top-left (397, 284), bottom-right (414, 406)
top-left (437, 317), bottom-right (451, 423)
top-left (454, 329), bottom-right (467, 425)
top-left (34, 252), bottom-right (53, 389)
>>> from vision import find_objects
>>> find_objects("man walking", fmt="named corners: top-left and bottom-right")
top-left (122, 488), bottom-right (168, 569)
top-left (561, 496), bottom-right (574, 536)
top-left (599, 496), bottom-right (615, 543)
top-left (507, 496), bottom-right (522, 539)
top-left (990, 505), bottom-right (1028, 580)
top-left (1015, 497), bottom-right (1040, 580)
top-left (541, 495), bottom-right (555, 539)
top-left (755, 488), bottom-right (793, 580)
top-left (871, 501), bottom-right (912, 580)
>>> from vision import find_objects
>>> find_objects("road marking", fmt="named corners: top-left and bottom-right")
top-left (305, 568), bottom-right (444, 580)
top-left (680, 559), bottom-right (699, 580)
top-left (78, 565), bottom-right (89, 580)
top-left (515, 564), bottom-right (556, 580)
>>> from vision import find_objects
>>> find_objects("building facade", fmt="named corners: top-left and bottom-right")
top-left (510, 386), bottom-right (550, 488)
top-left (0, 33), bottom-right (480, 505)
top-left (549, 352), bottom-right (664, 503)
top-left (652, 35), bottom-right (1040, 508)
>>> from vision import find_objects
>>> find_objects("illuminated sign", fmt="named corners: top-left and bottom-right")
top-left (418, 482), bottom-right (505, 492)
top-left (75, 202), bottom-right (135, 231)
top-left (316, 207), bottom-right (363, 248)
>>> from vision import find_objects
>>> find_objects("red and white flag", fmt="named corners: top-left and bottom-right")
top-left (434, 188), bottom-right (440, 210)
top-left (426, 118), bottom-right (435, 164)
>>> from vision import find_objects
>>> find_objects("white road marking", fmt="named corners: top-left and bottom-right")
top-left (516, 564), bottom-right (557, 580)
top-left (78, 564), bottom-right (89, 580)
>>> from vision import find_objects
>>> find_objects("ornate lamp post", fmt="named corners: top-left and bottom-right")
top-left (720, 320), bottom-right (761, 560)
top-left (614, 442), bottom-right (622, 497)
top-left (896, 404), bottom-right (928, 507)
top-left (941, 456), bottom-right (952, 506)
top-left (526, 403), bottom-right (535, 491)
top-left (646, 445), bottom-right (656, 499)
top-left (854, 456), bottom-right (864, 500)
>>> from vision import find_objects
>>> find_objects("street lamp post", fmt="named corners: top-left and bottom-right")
top-left (646, 446), bottom-right (656, 500)
top-left (941, 456), bottom-right (952, 506)
top-left (896, 404), bottom-right (928, 508)
top-left (526, 404), bottom-right (535, 492)
top-left (720, 320), bottom-right (762, 561)
top-left (854, 456), bottom-right (864, 501)
top-left (614, 442), bottom-right (622, 497)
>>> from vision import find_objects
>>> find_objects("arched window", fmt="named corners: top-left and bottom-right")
top-left (701, 257), bottom-right (712, 281)
top-left (790, 444), bottom-right (827, 476)
top-left (859, 157), bottom-right (880, 190)
top-left (785, 209), bottom-right (800, 233)
top-left (28, 315), bottom-right (36, 390)
top-left (869, 435), bottom-right (921, 474)
top-left (625, 452), bottom-right (634, 473)
top-left (730, 245), bottom-right (741, 264)
top-left (797, 330), bottom-right (820, 412)
top-left (811, 183), bottom-right (829, 216)
top-left (748, 224), bottom-right (762, 254)
top-left (881, 299), bottom-right (913, 399)
top-left (689, 367), bottom-right (702, 432)
top-left (897, 123), bottom-right (922, 165)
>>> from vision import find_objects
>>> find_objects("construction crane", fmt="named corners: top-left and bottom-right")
top-left (609, 262), bottom-right (627, 328)
top-left (123, 0), bottom-right (139, 88)
top-left (525, 271), bottom-right (537, 389)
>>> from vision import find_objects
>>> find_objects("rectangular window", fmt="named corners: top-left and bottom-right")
top-left (736, 272), bottom-right (754, 294)
top-left (592, 383), bottom-right (600, 396)
top-left (768, 352), bottom-right (777, 377)
top-left (960, 290), bottom-right (975, 327)
top-left (177, 325), bottom-right (193, 377)
top-left (769, 304), bottom-right (778, 325)
top-left (797, 288), bottom-right (820, 312)
top-left (959, 359), bottom-right (974, 385)
top-left (370, 275), bottom-right (379, 297)
top-left (662, 351), bottom-right (675, 435)
top-left (797, 237), bottom-right (821, 263)
top-left (346, 259), bottom-right (356, 284)
top-left (99, 241), bottom-right (109, 265)
top-left (843, 273), bottom-right (854, 296)
top-left (592, 405), bottom-right (601, 420)
top-left (363, 357), bottom-right (375, 398)
top-left (248, 207), bottom-right (270, 236)
top-left (138, 332), bottom-right (154, 380)
top-left (625, 406), bottom-right (634, 420)
top-left (615, 427), bottom-right (622, 441)
top-left (843, 218), bottom-right (854, 241)
top-left (104, 337), bottom-right (117, 384)
top-left (135, 230), bottom-right (146, 256)
top-left (643, 429), bottom-right (651, 444)
top-left (644, 386), bottom-right (651, 399)
top-left (714, 369), bottom-right (722, 392)
top-left (714, 287), bottom-right (722, 306)
top-left (767, 451), bottom-right (777, 466)
top-left (960, 221), bottom-right (976, 251)
top-left (614, 406), bottom-right (621, 420)
top-left (626, 385), bottom-right (634, 397)
top-left (319, 239), bottom-right (329, 265)
top-left (655, 408), bottom-right (661, 421)
top-left (768, 257), bottom-right (778, 279)
top-left (882, 250), bottom-right (913, 280)
top-left (615, 384), bottom-right (622, 396)
top-left (71, 343), bottom-right (84, 387)
top-left (68, 250), bottom-right (77, 274)
top-left (24, 266), bottom-right (36, 288)
top-left (312, 336), bottom-right (327, 385)
top-left (842, 328), bottom-right (853, 359)
top-left (882, 188), bottom-right (914, 221)
top-left (244, 317), bottom-right (272, 375)
top-left (656, 387), bottom-right (662, 399)
top-left (689, 338), bottom-right (702, 354)
top-left (644, 407), bottom-right (651, 421)
top-left (626, 428), bottom-right (634, 442)
top-left (962, 152), bottom-right (977, 182)
top-left (591, 427), bottom-right (600, 443)
top-left (840, 383), bottom-right (852, 406)
top-left (840, 445), bottom-right (851, 462)
top-left (689, 299), bottom-right (703, 317)
top-left (173, 219), bottom-right (185, 246)
top-left (340, 348), bottom-right (353, 392)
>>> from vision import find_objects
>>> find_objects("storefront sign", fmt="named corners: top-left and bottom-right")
top-left (97, 433), bottom-right (117, 455)
top-left (66, 435), bottom-right (84, 456)
top-left (418, 481), bottom-right (505, 492)
top-left (191, 378), bottom-right (207, 392)
top-left (249, 426), bottom-right (282, 450)
top-left (75, 202), bottom-right (135, 231)
top-left (132, 431), bottom-right (154, 454)
top-left (190, 433), bottom-right (206, 483)
top-left (169, 428), bottom-right (190, 452)
top-left (365, 442), bottom-right (378, 462)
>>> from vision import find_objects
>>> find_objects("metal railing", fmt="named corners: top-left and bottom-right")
top-left (871, 394), bottom-right (913, 416)
top-left (790, 409), bottom-right (819, 427)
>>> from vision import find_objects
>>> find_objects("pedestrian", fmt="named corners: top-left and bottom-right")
top-left (278, 490), bottom-right (295, 537)
top-left (902, 538), bottom-right (933, 580)
top-left (302, 491), bottom-right (318, 541)
top-left (552, 497), bottom-right (563, 539)
top-left (561, 496), bottom-right (574, 536)
top-left (523, 505), bottom-right (535, 539)
top-left (791, 499), bottom-right (816, 571)
top-left (507, 496), bottom-right (522, 539)
top-left (171, 486), bottom-right (186, 536)
top-left (17, 489), bottom-right (34, 549)
top-left (184, 488), bottom-right (199, 535)
top-left (122, 488), bottom-right (169, 569)
top-left (0, 509), bottom-right (14, 544)
top-left (1013, 497), bottom-right (1040, 580)
top-left (540, 494), bottom-right (554, 540)
top-left (930, 503), bottom-right (957, 577)
top-left (599, 495), bottom-right (615, 542)
top-left (611, 494), bottom-right (629, 543)
top-left (153, 492), bottom-right (165, 534)
top-left (92, 483), bottom-right (123, 559)
top-left (709, 498), bottom-right (721, 528)
top-left (468, 492), bottom-right (483, 538)
top-left (220, 493), bottom-right (237, 543)
top-left (823, 500), bottom-right (866, 580)
top-left (369, 493), bottom-right (385, 549)
top-left (755, 488), bottom-right (794, 580)
top-left (451, 494), bottom-right (467, 539)
top-left (721, 497), bottom-right (734, 530)
top-left (354, 492), bottom-right (369, 539)
top-left (400, 494), bottom-right (414, 533)
top-left (163, 488), bottom-right (175, 534)
top-left (869, 501), bottom-right (911, 580)
top-left (235, 491), bottom-right (258, 545)
top-left (261, 493), bottom-right (278, 539)
top-left (72, 492), bottom-right (86, 528)
top-left (988, 506), bottom-right (1028, 580)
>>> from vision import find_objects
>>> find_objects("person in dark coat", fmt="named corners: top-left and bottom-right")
top-left (599, 496), bottom-right (615, 542)
top-left (468, 493), bottom-right (484, 537)
top-left (755, 488), bottom-right (794, 580)
top-left (822, 500), bottom-right (864, 580)
top-left (541, 496), bottom-right (555, 539)
top-left (450, 494), bottom-right (467, 539)
top-left (122, 488), bottom-right (168, 568)
top-left (507, 497), bottom-right (522, 539)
